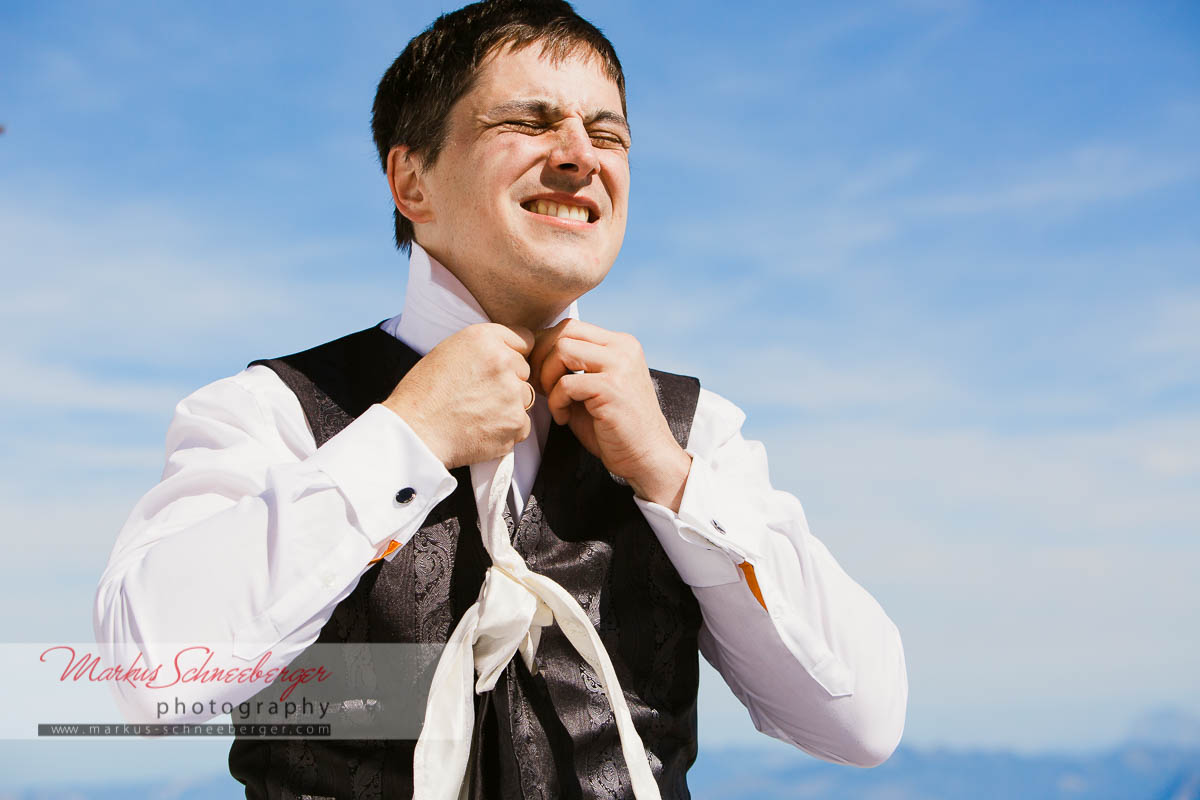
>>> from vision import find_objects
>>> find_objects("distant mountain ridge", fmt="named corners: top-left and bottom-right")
top-left (5, 744), bottom-right (1199, 799)
top-left (689, 744), bottom-right (1200, 800)
top-left (1125, 708), bottom-right (1200, 751)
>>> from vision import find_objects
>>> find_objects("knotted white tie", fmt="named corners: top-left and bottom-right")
top-left (412, 450), bottom-right (662, 800)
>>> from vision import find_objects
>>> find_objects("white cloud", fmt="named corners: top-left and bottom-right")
top-left (907, 144), bottom-right (1200, 219)
top-left (0, 351), bottom-right (188, 414)
top-left (28, 49), bottom-right (126, 112)
top-left (1132, 290), bottom-right (1200, 361)
top-left (0, 189), bottom-right (404, 374)
top-left (753, 414), bottom-right (1200, 749)
top-left (835, 151), bottom-right (926, 201)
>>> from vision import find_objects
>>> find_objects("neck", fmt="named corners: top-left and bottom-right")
top-left (420, 246), bottom-right (579, 331)
top-left (472, 290), bottom-right (571, 332)
top-left (406, 241), bottom-right (581, 337)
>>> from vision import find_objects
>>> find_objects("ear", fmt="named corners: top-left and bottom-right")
top-left (386, 146), bottom-right (434, 224)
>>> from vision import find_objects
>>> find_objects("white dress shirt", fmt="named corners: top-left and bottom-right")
top-left (94, 243), bottom-right (907, 767)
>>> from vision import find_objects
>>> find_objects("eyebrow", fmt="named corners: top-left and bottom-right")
top-left (486, 99), bottom-right (630, 136)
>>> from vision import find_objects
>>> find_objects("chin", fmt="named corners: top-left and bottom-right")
top-left (526, 252), bottom-right (611, 296)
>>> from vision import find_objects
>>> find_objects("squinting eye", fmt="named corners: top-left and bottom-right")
top-left (590, 134), bottom-right (628, 148)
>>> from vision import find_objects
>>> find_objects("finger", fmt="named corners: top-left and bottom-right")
top-left (479, 326), bottom-right (531, 380)
top-left (546, 371), bottom-right (608, 425)
top-left (532, 318), bottom-right (621, 387)
top-left (507, 374), bottom-right (535, 410)
top-left (544, 318), bottom-right (617, 346)
top-left (531, 318), bottom-right (614, 373)
top-left (496, 323), bottom-right (535, 356)
top-left (530, 318), bottom-right (571, 390)
top-left (517, 412), bottom-right (532, 443)
top-left (508, 351), bottom-right (532, 382)
top-left (536, 337), bottom-right (611, 395)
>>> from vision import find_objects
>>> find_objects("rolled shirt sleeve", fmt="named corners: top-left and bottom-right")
top-left (634, 387), bottom-right (908, 767)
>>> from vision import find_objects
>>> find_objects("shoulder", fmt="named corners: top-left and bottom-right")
top-left (247, 323), bottom-right (403, 374)
top-left (687, 386), bottom-right (749, 454)
top-left (176, 364), bottom-right (300, 418)
top-left (165, 365), bottom-right (313, 457)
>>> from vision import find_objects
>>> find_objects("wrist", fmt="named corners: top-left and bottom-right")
top-left (628, 445), bottom-right (692, 513)
top-left (382, 394), bottom-right (452, 469)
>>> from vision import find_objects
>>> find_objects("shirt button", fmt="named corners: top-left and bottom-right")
top-left (395, 487), bottom-right (416, 505)
top-left (710, 519), bottom-right (726, 534)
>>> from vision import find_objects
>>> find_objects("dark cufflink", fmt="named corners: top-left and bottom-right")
top-left (395, 487), bottom-right (416, 504)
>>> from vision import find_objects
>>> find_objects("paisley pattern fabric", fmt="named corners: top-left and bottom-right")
top-left (229, 324), bottom-right (702, 800)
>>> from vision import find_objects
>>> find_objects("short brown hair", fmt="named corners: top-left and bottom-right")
top-left (371, 0), bottom-right (626, 252)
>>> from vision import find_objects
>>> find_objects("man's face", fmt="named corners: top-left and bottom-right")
top-left (412, 44), bottom-right (631, 325)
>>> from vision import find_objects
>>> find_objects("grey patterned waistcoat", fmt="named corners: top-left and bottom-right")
top-left (228, 324), bottom-right (703, 799)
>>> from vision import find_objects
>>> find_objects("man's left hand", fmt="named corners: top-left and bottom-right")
top-left (530, 319), bottom-right (692, 512)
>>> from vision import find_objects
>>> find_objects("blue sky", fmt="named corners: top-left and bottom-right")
top-left (1, 0), bottom-right (1198, 789)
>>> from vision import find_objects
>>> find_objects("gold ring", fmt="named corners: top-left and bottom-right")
top-left (523, 382), bottom-right (536, 411)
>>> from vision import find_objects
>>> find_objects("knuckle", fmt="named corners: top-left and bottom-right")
top-left (484, 344), bottom-right (509, 370)
top-left (485, 324), bottom-right (509, 345)
top-left (461, 325), bottom-right (490, 349)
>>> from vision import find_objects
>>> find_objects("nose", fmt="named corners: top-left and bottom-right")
top-left (548, 119), bottom-right (600, 181)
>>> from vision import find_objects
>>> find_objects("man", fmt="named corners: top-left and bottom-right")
top-left (95, 1), bottom-right (907, 797)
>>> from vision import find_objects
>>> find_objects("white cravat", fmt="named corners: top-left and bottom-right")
top-left (412, 452), bottom-right (661, 799)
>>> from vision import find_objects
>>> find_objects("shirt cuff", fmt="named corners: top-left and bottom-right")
top-left (634, 453), bottom-right (755, 588)
top-left (309, 403), bottom-right (457, 548)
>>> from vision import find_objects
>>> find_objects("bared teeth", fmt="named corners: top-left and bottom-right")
top-left (524, 199), bottom-right (590, 221)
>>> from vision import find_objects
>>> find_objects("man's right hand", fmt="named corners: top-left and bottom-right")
top-left (383, 323), bottom-right (536, 469)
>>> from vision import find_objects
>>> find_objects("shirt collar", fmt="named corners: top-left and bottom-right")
top-left (388, 242), bottom-right (580, 355)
